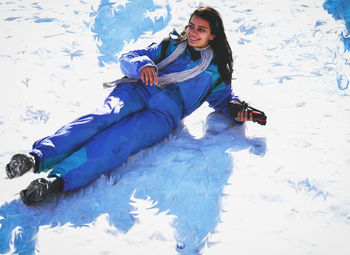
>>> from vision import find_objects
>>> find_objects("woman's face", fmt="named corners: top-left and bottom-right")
top-left (186, 15), bottom-right (216, 48)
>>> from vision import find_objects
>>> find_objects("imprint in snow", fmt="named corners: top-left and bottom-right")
top-left (341, 33), bottom-right (350, 51)
top-left (62, 48), bottom-right (84, 61)
top-left (5, 17), bottom-right (22, 21)
top-left (248, 138), bottom-right (267, 157)
top-left (34, 18), bottom-right (56, 23)
top-left (237, 24), bottom-right (258, 35)
top-left (31, 2), bottom-right (42, 10)
top-left (237, 38), bottom-right (251, 45)
top-left (288, 178), bottom-right (329, 201)
top-left (91, 0), bottom-right (171, 66)
top-left (315, 21), bottom-right (326, 27)
top-left (21, 78), bottom-right (30, 88)
top-left (21, 106), bottom-right (50, 124)
top-left (337, 74), bottom-right (349, 90)
top-left (278, 76), bottom-right (293, 83)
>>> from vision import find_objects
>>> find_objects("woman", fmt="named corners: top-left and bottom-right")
top-left (5, 6), bottom-right (252, 205)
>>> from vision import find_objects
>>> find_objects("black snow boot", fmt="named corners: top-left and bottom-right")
top-left (20, 177), bottom-right (63, 205)
top-left (5, 153), bottom-right (36, 179)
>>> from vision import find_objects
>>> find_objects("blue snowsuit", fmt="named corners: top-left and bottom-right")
top-left (30, 39), bottom-right (239, 192)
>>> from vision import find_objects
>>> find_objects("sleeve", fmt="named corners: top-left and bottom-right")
top-left (205, 81), bottom-right (243, 124)
top-left (119, 41), bottom-right (162, 79)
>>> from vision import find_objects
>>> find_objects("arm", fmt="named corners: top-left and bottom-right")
top-left (205, 82), bottom-right (252, 124)
top-left (119, 42), bottom-right (162, 80)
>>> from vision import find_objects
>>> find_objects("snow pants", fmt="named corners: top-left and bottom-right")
top-left (30, 83), bottom-right (183, 192)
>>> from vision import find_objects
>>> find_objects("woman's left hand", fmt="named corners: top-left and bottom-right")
top-left (235, 109), bottom-right (253, 122)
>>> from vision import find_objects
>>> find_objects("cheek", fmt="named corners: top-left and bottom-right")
top-left (202, 32), bottom-right (211, 40)
top-left (203, 35), bottom-right (211, 42)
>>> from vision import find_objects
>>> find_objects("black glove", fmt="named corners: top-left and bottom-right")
top-left (228, 100), bottom-right (267, 126)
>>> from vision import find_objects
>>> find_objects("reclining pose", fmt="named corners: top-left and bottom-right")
top-left (5, 6), bottom-right (261, 205)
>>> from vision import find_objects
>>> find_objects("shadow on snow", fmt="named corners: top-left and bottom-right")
top-left (0, 112), bottom-right (266, 254)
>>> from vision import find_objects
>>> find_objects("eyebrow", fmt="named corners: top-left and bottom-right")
top-left (189, 21), bottom-right (209, 30)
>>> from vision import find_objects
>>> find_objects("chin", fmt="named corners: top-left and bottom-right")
top-left (187, 40), bottom-right (195, 46)
top-left (188, 40), bottom-right (201, 48)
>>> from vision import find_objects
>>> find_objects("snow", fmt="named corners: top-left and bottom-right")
top-left (1, 0), bottom-right (350, 254)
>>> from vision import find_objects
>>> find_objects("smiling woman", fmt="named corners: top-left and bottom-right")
top-left (2, 0), bottom-right (350, 254)
top-left (186, 16), bottom-right (216, 48)
top-left (177, 6), bottom-right (234, 85)
top-left (5, 6), bottom-right (260, 206)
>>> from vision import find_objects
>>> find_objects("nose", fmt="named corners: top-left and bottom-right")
top-left (189, 29), bottom-right (198, 37)
top-left (188, 26), bottom-right (196, 35)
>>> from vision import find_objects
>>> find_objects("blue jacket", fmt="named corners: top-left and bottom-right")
top-left (31, 38), bottom-right (242, 192)
top-left (119, 39), bottom-right (239, 120)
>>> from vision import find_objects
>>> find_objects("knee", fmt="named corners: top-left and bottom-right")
top-left (147, 97), bottom-right (183, 129)
top-left (104, 88), bottom-right (145, 115)
top-left (104, 97), bottom-right (125, 114)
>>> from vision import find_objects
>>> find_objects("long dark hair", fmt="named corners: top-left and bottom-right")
top-left (177, 6), bottom-right (233, 84)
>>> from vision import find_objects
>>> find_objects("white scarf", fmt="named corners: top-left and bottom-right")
top-left (103, 41), bottom-right (214, 89)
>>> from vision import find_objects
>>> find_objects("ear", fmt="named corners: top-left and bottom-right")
top-left (209, 34), bottom-right (216, 41)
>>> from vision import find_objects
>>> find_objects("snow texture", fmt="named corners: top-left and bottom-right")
top-left (1, 0), bottom-right (350, 254)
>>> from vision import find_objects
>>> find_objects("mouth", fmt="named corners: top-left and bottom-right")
top-left (189, 36), bottom-right (199, 41)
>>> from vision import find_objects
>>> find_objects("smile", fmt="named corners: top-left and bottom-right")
top-left (189, 36), bottom-right (199, 41)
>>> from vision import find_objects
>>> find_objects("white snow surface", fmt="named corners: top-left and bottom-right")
top-left (1, 0), bottom-right (350, 254)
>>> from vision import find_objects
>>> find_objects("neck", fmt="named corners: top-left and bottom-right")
top-left (193, 44), bottom-right (211, 51)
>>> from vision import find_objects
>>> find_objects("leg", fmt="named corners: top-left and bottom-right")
top-left (51, 89), bottom-right (183, 192)
top-left (30, 83), bottom-right (157, 172)
top-left (19, 88), bottom-right (182, 204)
top-left (19, 108), bottom-right (172, 205)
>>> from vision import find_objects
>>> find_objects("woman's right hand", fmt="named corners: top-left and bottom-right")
top-left (140, 66), bottom-right (158, 86)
